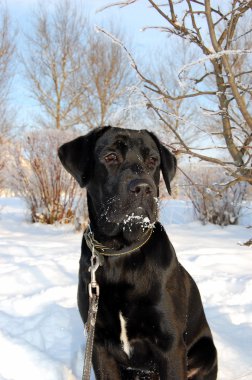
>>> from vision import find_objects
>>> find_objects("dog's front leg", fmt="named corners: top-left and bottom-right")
top-left (92, 344), bottom-right (122, 380)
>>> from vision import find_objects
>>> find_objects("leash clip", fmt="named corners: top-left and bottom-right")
top-left (88, 250), bottom-right (100, 298)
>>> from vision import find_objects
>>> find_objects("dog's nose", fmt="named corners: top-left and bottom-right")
top-left (128, 179), bottom-right (152, 196)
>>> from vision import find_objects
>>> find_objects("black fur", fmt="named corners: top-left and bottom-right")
top-left (58, 126), bottom-right (217, 380)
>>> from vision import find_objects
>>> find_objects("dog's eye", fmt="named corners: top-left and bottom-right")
top-left (148, 156), bottom-right (158, 166)
top-left (104, 153), bottom-right (118, 163)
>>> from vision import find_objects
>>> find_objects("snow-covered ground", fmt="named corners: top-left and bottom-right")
top-left (0, 197), bottom-right (251, 380)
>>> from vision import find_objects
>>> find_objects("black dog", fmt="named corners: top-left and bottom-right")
top-left (58, 126), bottom-right (217, 380)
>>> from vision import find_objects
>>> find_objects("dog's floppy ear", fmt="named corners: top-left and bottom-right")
top-left (58, 126), bottom-right (111, 187)
top-left (148, 132), bottom-right (177, 195)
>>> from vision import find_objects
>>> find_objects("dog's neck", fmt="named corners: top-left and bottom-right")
top-left (88, 220), bottom-right (153, 250)
top-left (84, 223), bottom-right (154, 260)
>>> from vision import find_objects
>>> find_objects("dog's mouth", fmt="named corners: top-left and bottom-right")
top-left (122, 208), bottom-right (155, 231)
top-left (120, 212), bottom-right (155, 243)
top-left (122, 203), bottom-right (158, 238)
top-left (97, 192), bottom-right (159, 241)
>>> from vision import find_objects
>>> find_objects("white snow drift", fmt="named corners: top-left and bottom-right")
top-left (0, 197), bottom-right (251, 380)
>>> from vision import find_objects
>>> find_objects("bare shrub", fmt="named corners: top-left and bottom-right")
top-left (0, 163), bottom-right (4, 193)
top-left (0, 6), bottom-right (16, 194)
top-left (186, 168), bottom-right (247, 226)
top-left (0, 137), bottom-right (4, 193)
top-left (10, 129), bottom-right (86, 225)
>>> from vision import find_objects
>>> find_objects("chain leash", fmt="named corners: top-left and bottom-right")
top-left (82, 248), bottom-right (101, 380)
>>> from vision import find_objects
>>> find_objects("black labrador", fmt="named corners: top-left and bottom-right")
top-left (58, 126), bottom-right (217, 380)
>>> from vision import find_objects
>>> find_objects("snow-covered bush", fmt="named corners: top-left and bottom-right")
top-left (10, 129), bottom-right (88, 225)
top-left (186, 169), bottom-right (247, 226)
top-left (0, 149), bottom-right (4, 193)
top-left (0, 137), bottom-right (9, 194)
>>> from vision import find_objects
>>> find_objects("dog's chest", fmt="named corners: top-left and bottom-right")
top-left (98, 287), bottom-right (169, 360)
top-left (95, 252), bottom-right (172, 358)
top-left (119, 311), bottom-right (132, 357)
top-left (114, 303), bottom-right (171, 367)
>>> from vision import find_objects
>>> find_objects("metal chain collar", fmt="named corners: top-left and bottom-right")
top-left (84, 224), bottom-right (153, 261)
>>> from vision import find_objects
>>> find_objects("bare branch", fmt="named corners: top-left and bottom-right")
top-left (168, 0), bottom-right (177, 22)
top-left (96, 26), bottom-right (161, 94)
top-left (98, 0), bottom-right (252, 186)
top-left (144, 85), bottom-right (216, 100)
top-left (97, 0), bottom-right (138, 13)
top-left (190, 0), bottom-right (227, 20)
top-left (205, 0), bottom-right (252, 132)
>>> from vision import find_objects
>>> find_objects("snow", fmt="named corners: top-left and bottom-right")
top-left (0, 197), bottom-right (252, 380)
top-left (123, 212), bottom-right (153, 231)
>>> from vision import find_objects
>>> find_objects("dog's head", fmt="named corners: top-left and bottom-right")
top-left (58, 127), bottom-right (176, 241)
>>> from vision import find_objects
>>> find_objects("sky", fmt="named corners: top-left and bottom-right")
top-left (8, 0), bottom-right (163, 40)
top-left (6, 0), bottom-right (169, 127)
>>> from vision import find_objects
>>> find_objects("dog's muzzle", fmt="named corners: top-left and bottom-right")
top-left (128, 179), bottom-right (153, 196)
